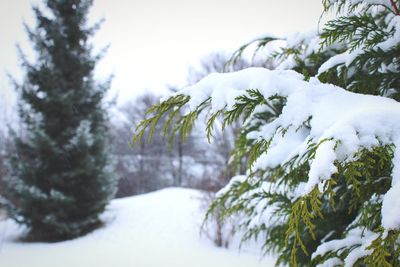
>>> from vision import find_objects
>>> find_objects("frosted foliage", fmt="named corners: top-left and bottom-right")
top-left (316, 257), bottom-right (342, 267)
top-left (216, 175), bottom-right (247, 198)
top-left (253, 127), bottom-right (308, 170)
top-left (329, 0), bottom-right (393, 10)
top-left (382, 183), bottom-right (400, 229)
top-left (313, 228), bottom-right (378, 267)
top-left (174, 67), bottom-right (400, 230)
top-left (278, 31), bottom-right (322, 69)
top-left (306, 140), bottom-right (338, 194)
top-left (249, 31), bottom-right (323, 71)
top-left (68, 120), bottom-right (94, 148)
top-left (381, 140), bottom-right (400, 229)
top-left (216, 179), bottom-right (286, 231)
top-left (318, 1), bottom-right (400, 76)
top-left (378, 16), bottom-right (400, 51)
top-left (317, 48), bottom-right (362, 75)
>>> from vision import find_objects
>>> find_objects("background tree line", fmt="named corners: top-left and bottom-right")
top-left (111, 52), bottom-right (253, 197)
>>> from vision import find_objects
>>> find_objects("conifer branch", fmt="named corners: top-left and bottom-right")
top-left (390, 0), bottom-right (400, 15)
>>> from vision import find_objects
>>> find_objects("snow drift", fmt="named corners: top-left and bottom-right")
top-left (0, 188), bottom-right (275, 267)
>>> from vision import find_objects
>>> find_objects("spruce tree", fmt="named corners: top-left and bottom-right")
top-left (134, 0), bottom-right (400, 266)
top-left (7, 0), bottom-right (116, 241)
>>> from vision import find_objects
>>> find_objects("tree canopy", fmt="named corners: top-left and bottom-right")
top-left (6, 0), bottom-right (117, 241)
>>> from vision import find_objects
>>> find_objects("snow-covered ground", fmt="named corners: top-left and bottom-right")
top-left (0, 188), bottom-right (275, 267)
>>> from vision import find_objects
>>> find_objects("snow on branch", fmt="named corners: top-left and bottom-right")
top-left (170, 67), bottom-right (400, 230)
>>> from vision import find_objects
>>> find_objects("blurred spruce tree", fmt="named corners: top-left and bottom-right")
top-left (7, 0), bottom-right (117, 241)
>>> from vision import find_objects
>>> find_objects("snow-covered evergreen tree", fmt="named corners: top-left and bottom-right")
top-left (134, 0), bottom-right (400, 266)
top-left (6, 0), bottom-right (116, 241)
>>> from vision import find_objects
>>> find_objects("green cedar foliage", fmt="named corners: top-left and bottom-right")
top-left (133, 0), bottom-right (400, 266)
top-left (7, 0), bottom-right (117, 241)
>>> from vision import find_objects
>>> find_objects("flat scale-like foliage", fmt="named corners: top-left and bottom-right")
top-left (133, 1), bottom-right (400, 266)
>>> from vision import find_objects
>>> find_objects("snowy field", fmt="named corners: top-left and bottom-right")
top-left (0, 188), bottom-right (275, 267)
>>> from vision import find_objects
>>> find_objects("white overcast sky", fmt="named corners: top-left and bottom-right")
top-left (0, 0), bottom-right (325, 106)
